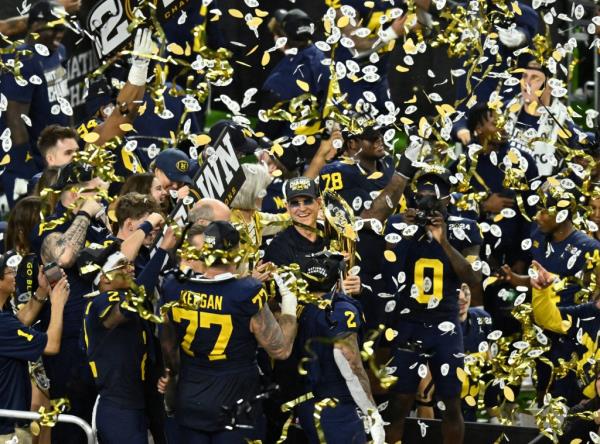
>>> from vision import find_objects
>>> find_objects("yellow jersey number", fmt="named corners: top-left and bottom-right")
top-left (413, 258), bottom-right (444, 305)
top-left (171, 308), bottom-right (233, 361)
top-left (321, 172), bottom-right (344, 191)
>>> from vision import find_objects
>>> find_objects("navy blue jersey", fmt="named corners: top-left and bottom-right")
top-left (83, 290), bottom-right (148, 409)
top-left (329, 0), bottom-right (395, 108)
top-left (298, 293), bottom-right (363, 403)
top-left (384, 215), bottom-right (482, 322)
top-left (461, 307), bottom-right (493, 354)
top-left (163, 275), bottom-right (267, 376)
top-left (261, 178), bottom-right (287, 215)
top-left (1, 44), bottom-right (70, 171)
top-left (0, 310), bottom-right (47, 434)
top-left (530, 227), bottom-right (600, 306)
top-left (319, 156), bottom-right (395, 215)
top-left (451, 143), bottom-right (538, 265)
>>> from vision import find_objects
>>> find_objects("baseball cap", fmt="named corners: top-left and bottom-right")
top-left (77, 242), bottom-right (127, 285)
top-left (274, 8), bottom-right (315, 41)
top-left (28, 1), bottom-right (67, 26)
top-left (202, 221), bottom-right (240, 253)
top-left (415, 169), bottom-right (452, 197)
top-left (0, 251), bottom-right (22, 277)
top-left (301, 251), bottom-right (345, 293)
top-left (284, 176), bottom-right (318, 201)
top-left (155, 149), bottom-right (194, 185)
top-left (208, 120), bottom-right (258, 155)
top-left (52, 161), bottom-right (95, 190)
top-left (259, 137), bottom-right (302, 173)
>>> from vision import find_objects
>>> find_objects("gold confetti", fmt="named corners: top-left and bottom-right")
top-left (261, 52), bottom-right (270, 66)
top-left (503, 385), bottom-right (515, 402)
top-left (228, 8), bottom-right (244, 18)
top-left (396, 65), bottom-right (409, 73)
top-left (194, 134), bottom-right (211, 145)
top-left (384, 250), bottom-right (396, 262)
top-left (166, 43), bottom-right (184, 55)
top-left (82, 132), bottom-right (100, 143)
top-left (246, 45), bottom-right (259, 56)
top-left (119, 123), bottom-right (134, 132)
top-left (337, 15), bottom-right (350, 28)
top-left (296, 79), bottom-right (310, 92)
top-left (255, 9), bottom-right (269, 17)
top-left (368, 171), bottom-right (384, 179)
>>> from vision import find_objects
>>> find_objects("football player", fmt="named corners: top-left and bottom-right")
top-left (383, 170), bottom-right (483, 444)
top-left (159, 221), bottom-right (298, 443)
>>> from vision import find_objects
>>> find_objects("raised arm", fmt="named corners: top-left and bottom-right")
top-left (89, 28), bottom-right (153, 145)
top-left (40, 199), bottom-right (102, 267)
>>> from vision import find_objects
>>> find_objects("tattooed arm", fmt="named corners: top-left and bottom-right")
top-left (40, 199), bottom-right (102, 267)
top-left (250, 305), bottom-right (297, 360)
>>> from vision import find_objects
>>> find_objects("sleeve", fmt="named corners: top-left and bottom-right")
top-left (532, 285), bottom-right (572, 334)
top-left (1, 56), bottom-right (36, 104)
top-left (329, 301), bottom-right (362, 337)
top-left (239, 280), bottom-right (268, 317)
top-left (159, 274), bottom-right (180, 306)
top-left (515, 3), bottom-right (540, 42)
top-left (0, 315), bottom-right (47, 361)
top-left (136, 248), bottom-right (168, 294)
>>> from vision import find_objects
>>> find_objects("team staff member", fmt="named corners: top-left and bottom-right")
top-left (159, 221), bottom-right (298, 443)
top-left (82, 227), bottom-right (176, 444)
top-left (383, 170), bottom-right (483, 444)
top-left (295, 252), bottom-right (385, 444)
top-left (0, 252), bottom-right (69, 442)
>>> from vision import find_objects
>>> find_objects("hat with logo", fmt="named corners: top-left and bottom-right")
top-left (154, 149), bottom-right (193, 185)
top-left (208, 120), bottom-right (258, 155)
top-left (52, 161), bottom-right (95, 190)
top-left (284, 176), bottom-right (318, 201)
top-left (202, 221), bottom-right (240, 253)
top-left (274, 8), bottom-right (315, 41)
top-left (28, 1), bottom-right (67, 26)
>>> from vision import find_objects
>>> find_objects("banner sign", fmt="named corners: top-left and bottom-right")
top-left (83, 0), bottom-right (191, 59)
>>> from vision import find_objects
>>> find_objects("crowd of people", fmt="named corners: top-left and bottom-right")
top-left (0, 0), bottom-right (600, 443)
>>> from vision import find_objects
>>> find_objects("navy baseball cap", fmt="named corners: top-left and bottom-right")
top-left (155, 149), bottom-right (193, 185)
top-left (52, 161), bottom-right (95, 190)
top-left (208, 120), bottom-right (258, 155)
top-left (28, 1), bottom-right (67, 26)
top-left (274, 8), bottom-right (315, 41)
top-left (284, 176), bottom-right (318, 201)
top-left (203, 221), bottom-right (240, 252)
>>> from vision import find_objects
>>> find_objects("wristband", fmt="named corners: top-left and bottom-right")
top-left (31, 290), bottom-right (48, 304)
top-left (138, 221), bottom-right (154, 236)
top-left (75, 210), bottom-right (92, 221)
top-left (380, 25), bottom-right (399, 43)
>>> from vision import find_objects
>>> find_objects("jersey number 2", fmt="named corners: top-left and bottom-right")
top-left (172, 308), bottom-right (233, 361)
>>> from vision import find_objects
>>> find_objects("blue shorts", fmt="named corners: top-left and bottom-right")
top-left (297, 400), bottom-right (366, 444)
top-left (390, 319), bottom-right (464, 398)
top-left (96, 398), bottom-right (147, 444)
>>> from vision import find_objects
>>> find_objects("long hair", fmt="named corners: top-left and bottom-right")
top-left (6, 196), bottom-right (42, 254)
top-left (230, 163), bottom-right (272, 210)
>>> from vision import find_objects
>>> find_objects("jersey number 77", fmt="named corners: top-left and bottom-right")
top-left (171, 308), bottom-right (233, 361)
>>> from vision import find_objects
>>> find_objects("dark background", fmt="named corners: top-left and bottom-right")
top-left (0, 0), bottom-right (592, 126)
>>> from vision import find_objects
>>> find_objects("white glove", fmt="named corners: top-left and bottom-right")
top-left (497, 27), bottom-right (526, 48)
top-left (273, 273), bottom-right (297, 317)
top-left (369, 411), bottom-right (386, 444)
top-left (128, 28), bottom-right (153, 86)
